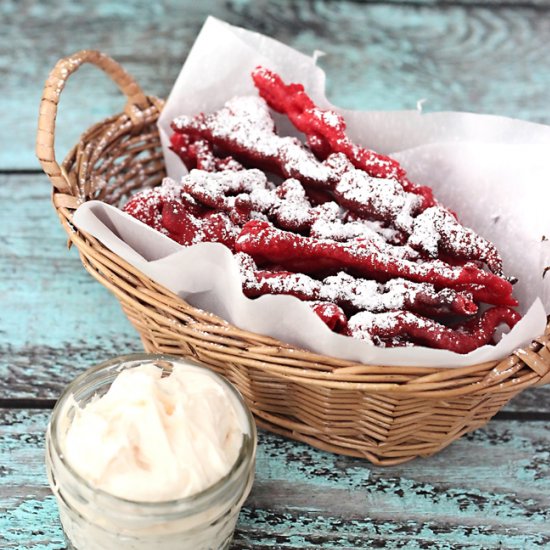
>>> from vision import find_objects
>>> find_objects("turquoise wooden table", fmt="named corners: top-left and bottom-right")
top-left (1, 1), bottom-right (549, 548)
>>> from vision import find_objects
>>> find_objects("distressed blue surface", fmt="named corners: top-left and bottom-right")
top-left (3, 0), bottom-right (550, 168)
top-left (1, 411), bottom-right (549, 549)
top-left (1, 0), bottom-right (549, 548)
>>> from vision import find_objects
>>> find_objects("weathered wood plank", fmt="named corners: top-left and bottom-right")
top-left (1, 173), bottom-right (549, 411)
top-left (2, 0), bottom-right (550, 169)
top-left (0, 173), bottom-right (141, 397)
top-left (1, 409), bottom-right (548, 548)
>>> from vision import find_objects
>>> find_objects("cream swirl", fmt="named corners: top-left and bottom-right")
top-left (61, 363), bottom-right (246, 502)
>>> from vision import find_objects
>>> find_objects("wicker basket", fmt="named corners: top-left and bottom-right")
top-left (36, 50), bottom-right (550, 465)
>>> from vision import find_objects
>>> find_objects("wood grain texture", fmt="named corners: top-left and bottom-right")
top-left (0, 173), bottom-right (141, 398)
top-left (1, 409), bottom-right (548, 549)
top-left (1, 172), bottom-right (549, 411)
top-left (1, 2), bottom-right (549, 549)
top-left (2, 0), bottom-right (550, 169)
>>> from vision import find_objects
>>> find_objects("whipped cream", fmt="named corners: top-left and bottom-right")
top-left (61, 363), bottom-right (246, 502)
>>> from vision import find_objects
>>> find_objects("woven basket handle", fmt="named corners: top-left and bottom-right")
top-left (36, 50), bottom-right (150, 194)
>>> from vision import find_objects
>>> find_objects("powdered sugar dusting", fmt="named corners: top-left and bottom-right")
top-left (335, 170), bottom-right (422, 231)
top-left (348, 310), bottom-right (432, 345)
top-left (123, 178), bottom-right (190, 235)
top-left (174, 96), bottom-right (334, 185)
top-left (236, 252), bottom-right (475, 316)
top-left (172, 95), bottom-right (505, 276)
top-left (409, 206), bottom-right (503, 274)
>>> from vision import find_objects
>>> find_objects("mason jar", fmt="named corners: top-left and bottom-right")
top-left (45, 354), bottom-right (257, 550)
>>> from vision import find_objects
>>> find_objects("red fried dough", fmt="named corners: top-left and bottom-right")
top-left (171, 96), bottom-right (345, 188)
top-left (235, 220), bottom-right (515, 304)
top-left (347, 307), bottom-right (521, 353)
top-left (308, 301), bottom-right (348, 333)
top-left (123, 187), bottom-right (520, 351)
top-left (121, 67), bottom-right (523, 352)
top-left (164, 205), bottom-right (238, 249)
top-left (333, 168), bottom-right (504, 275)
top-left (170, 131), bottom-right (243, 172)
top-left (251, 66), bottom-right (436, 209)
top-left (236, 253), bottom-right (478, 316)
top-left (123, 180), bottom-right (238, 249)
top-left (408, 207), bottom-right (504, 276)
top-left (171, 96), bottom-right (503, 274)
top-left (453, 284), bottom-right (518, 307)
top-left (178, 169), bottom-right (340, 231)
top-left (123, 187), bottom-right (165, 232)
top-left (172, 169), bottom-right (422, 261)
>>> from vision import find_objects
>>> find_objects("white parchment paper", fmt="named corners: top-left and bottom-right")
top-left (73, 17), bottom-right (550, 367)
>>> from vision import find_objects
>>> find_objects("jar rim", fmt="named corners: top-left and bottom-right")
top-left (48, 353), bottom-right (257, 512)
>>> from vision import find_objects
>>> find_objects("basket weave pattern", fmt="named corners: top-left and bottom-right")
top-left (37, 51), bottom-right (550, 465)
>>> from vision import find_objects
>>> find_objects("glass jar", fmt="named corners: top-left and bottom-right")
top-left (45, 354), bottom-right (257, 550)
